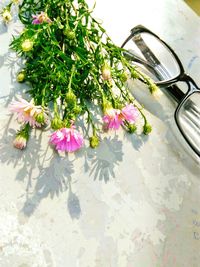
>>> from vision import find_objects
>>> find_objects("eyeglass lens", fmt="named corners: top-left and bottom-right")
top-left (123, 32), bottom-right (181, 83)
top-left (123, 28), bottom-right (200, 156)
top-left (176, 92), bottom-right (200, 156)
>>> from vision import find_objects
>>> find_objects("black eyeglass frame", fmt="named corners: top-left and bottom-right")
top-left (121, 25), bottom-right (200, 157)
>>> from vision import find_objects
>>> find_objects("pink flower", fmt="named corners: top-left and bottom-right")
top-left (32, 12), bottom-right (52, 24)
top-left (9, 96), bottom-right (45, 127)
top-left (103, 108), bottom-right (123, 130)
top-left (50, 127), bottom-right (84, 152)
top-left (13, 135), bottom-right (27, 150)
top-left (121, 104), bottom-right (139, 124)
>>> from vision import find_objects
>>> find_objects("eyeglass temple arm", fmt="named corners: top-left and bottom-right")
top-left (131, 35), bottom-right (161, 66)
top-left (122, 50), bottom-right (173, 92)
top-left (132, 34), bottom-right (173, 80)
top-left (122, 50), bottom-right (161, 76)
top-left (131, 34), bottom-right (185, 102)
top-left (167, 85), bottom-right (185, 103)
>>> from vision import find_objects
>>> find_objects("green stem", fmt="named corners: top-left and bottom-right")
top-left (53, 100), bottom-right (58, 115)
top-left (42, 87), bottom-right (45, 106)
top-left (85, 105), bottom-right (98, 135)
top-left (68, 64), bottom-right (76, 90)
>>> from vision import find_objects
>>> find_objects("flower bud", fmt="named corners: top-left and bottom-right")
top-left (2, 10), bottom-right (12, 23)
top-left (102, 98), bottom-right (112, 113)
top-left (67, 113), bottom-right (76, 121)
top-left (89, 135), bottom-right (99, 148)
top-left (143, 123), bottom-right (152, 135)
top-left (35, 112), bottom-right (45, 124)
top-left (73, 105), bottom-right (82, 115)
top-left (13, 135), bottom-right (27, 150)
top-left (121, 72), bottom-right (128, 82)
top-left (102, 64), bottom-right (111, 81)
top-left (17, 71), bottom-right (25, 83)
top-left (51, 116), bottom-right (63, 130)
top-left (64, 29), bottom-right (76, 40)
top-left (149, 83), bottom-right (158, 94)
top-left (131, 69), bottom-right (139, 79)
top-left (21, 39), bottom-right (34, 52)
top-left (13, 124), bottom-right (29, 149)
top-left (127, 124), bottom-right (137, 134)
top-left (66, 91), bottom-right (76, 107)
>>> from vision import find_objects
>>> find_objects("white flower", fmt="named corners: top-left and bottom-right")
top-left (21, 39), bottom-right (34, 52)
top-left (2, 10), bottom-right (12, 23)
top-left (12, 0), bottom-right (20, 4)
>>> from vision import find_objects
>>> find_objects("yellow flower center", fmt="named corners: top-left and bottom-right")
top-left (21, 39), bottom-right (34, 52)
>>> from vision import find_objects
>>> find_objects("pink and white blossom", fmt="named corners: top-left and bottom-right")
top-left (32, 12), bottom-right (52, 24)
top-left (9, 96), bottom-right (45, 127)
top-left (50, 127), bottom-right (84, 152)
top-left (13, 135), bottom-right (27, 150)
top-left (103, 108), bottom-right (123, 130)
top-left (121, 104), bottom-right (139, 124)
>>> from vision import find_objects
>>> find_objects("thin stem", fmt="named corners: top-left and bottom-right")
top-left (53, 100), bottom-right (58, 115)
top-left (68, 64), bottom-right (76, 90)
top-left (85, 105), bottom-right (98, 135)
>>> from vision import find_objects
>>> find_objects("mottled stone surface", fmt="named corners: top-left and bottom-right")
top-left (0, 0), bottom-right (200, 266)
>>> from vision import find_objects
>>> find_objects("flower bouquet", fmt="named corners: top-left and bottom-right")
top-left (1, 0), bottom-right (157, 153)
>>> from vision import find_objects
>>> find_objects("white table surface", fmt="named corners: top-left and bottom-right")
top-left (0, 0), bottom-right (200, 266)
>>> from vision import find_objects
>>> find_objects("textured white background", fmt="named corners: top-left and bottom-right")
top-left (0, 0), bottom-right (200, 266)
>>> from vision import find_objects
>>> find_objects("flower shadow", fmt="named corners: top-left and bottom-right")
top-left (0, 123), bottom-right (46, 187)
top-left (82, 135), bottom-right (124, 183)
top-left (127, 79), bottom-right (177, 124)
top-left (21, 154), bottom-right (76, 217)
top-left (0, 21), bottom-right (8, 35)
top-left (0, 51), bottom-right (26, 108)
top-left (67, 180), bottom-right (82, 220)
top-left (0, 117), bottom-right (81, 219)
top-left (124, 131), bottom-right (149, 151)
top-left (0, 55), bottom-right (6, 69)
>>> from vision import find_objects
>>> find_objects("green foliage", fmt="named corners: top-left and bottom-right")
top-left (4, 0), bottom-right (157, 148)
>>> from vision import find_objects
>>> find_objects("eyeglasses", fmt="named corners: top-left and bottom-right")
top-left (121, 25), bottom-right (200, 158)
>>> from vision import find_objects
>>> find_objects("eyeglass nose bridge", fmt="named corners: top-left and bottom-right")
top-left (123, 25), bottom-right (200, 158)
top-left (179, 73), bottom-right (200, 91)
